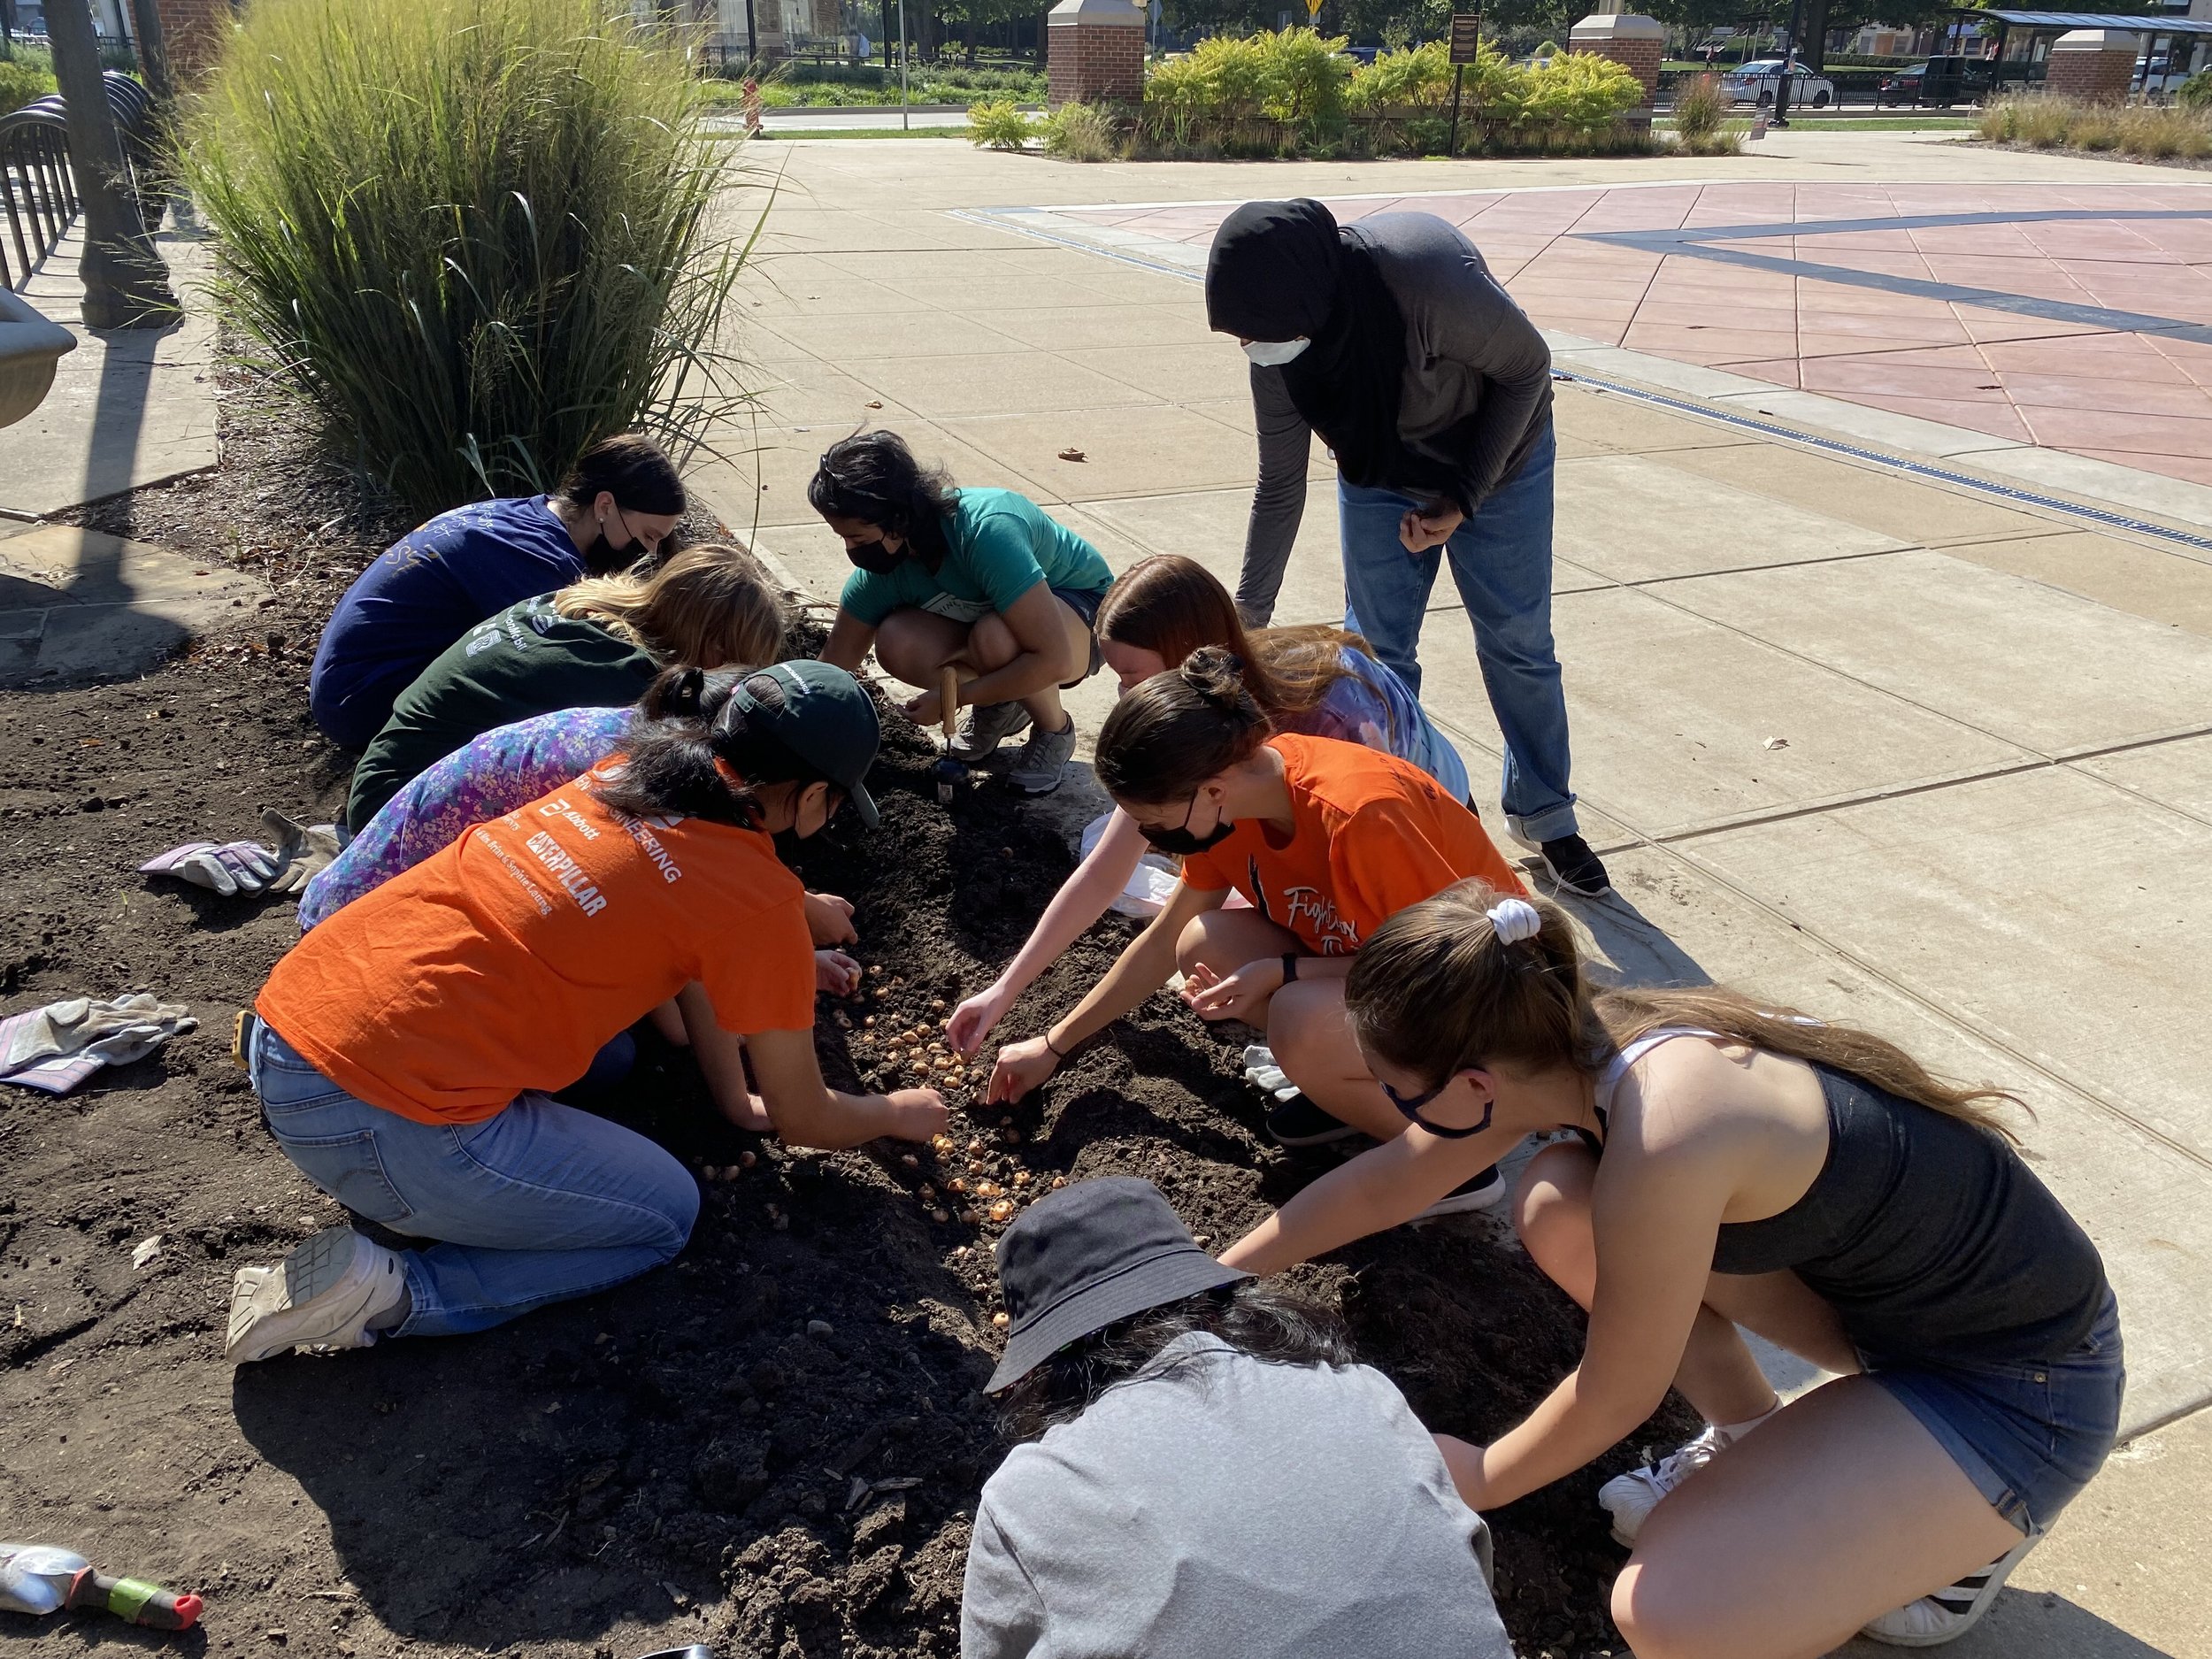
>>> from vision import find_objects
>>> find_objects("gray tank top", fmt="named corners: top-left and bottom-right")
top-left (1594, 1031), bottom-right (2109, 1365)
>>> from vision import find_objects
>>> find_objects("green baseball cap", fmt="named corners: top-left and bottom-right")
top-left (721, 661), bottom-right (881, 827)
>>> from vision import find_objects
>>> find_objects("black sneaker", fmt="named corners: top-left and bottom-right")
top-left (1412, 1164), bottom-right (1506, 1220)
top-left (1264, 1092), bottom-right (1361, 1148)
top-left (1536, 834), bottom-right (1610, 896)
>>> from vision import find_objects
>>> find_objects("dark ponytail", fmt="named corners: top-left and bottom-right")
top-left (1094, 645), bottom-right (1272, 807)
top-left (807, 430), bottom-right (955, 569)
top-left (595, 666), bottom-right (828, 828)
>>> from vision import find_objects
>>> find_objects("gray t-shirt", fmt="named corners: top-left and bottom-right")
top-left (961, 1333), bottom-right (1516, 1659)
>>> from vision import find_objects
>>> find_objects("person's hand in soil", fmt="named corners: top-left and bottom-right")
top-left (804, 890), bottom-right (857, 946)
top-left (949, 979), bottom-right (1017, 1058)
top-left (816, 949), bottom-right (862, 995)
top-left (1398, 500), bottom-right (1464, 555)
top-left (987, 1035), bottom-right (1060, 1105)
top-left (716, 1089), bottom-right (774, 1133)
top-left (882, 1087), bottom-right (951, 1141)
top-left (1180, 957), bottom-right (1284, 1025)
top-left (901, 686), bottom-right (944, 727)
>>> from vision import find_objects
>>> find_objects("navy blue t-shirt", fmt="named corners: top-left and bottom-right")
top-left (309, 495), bottom-right (586, 749)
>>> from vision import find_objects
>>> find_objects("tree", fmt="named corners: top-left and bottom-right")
top-left (44, 0), bottom-right (177, 328)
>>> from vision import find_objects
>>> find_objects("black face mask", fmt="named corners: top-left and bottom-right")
top-left (1138, 795), bottom-right (1235, 856)
top-left (846, 538), bottom-right (903, 575)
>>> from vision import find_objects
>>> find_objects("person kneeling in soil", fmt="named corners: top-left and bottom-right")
top-left (310, 434), bottom-right (686, 750)
top-left (344, 541), bottom-right (786, 831)
top-left (811, 430), bottom-right (1112, 796)
top-left (227, 661), bottom-right (949, 1363)
top-left (299, 678), bottom-right (865, 1130)
top-left (949, 553), bottom-right (1471, 1059)
top-left (1219, 882), bottom-right (2121, 1655)
top-left (987, 649), bottom-right (1525, 1214)
top-left (964, 1176), bottom-right (1517, 1659)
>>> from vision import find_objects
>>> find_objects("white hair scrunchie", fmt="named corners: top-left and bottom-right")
top-left (1486, 897), bottom-right (1543, 946)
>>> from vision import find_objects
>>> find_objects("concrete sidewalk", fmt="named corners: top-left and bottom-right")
top-left (699, 132), bottom-right (2212, 1657)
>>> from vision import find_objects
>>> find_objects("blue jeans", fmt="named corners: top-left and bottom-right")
top-left (1339, 426), bottom-right (1578, 843)
top-left (248, 1023), bottom-right (699, 1339)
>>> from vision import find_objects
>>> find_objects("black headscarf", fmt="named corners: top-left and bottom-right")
top-left (1204, 199), bottom-right (1462, 503)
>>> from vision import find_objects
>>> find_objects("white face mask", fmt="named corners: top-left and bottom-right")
top-left (1241, 338), bottom-right (1311, 367)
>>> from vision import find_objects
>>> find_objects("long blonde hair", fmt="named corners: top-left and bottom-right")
top-left (1344, 880), bottom-right (2020, 1140)
top-left (555, 542), bottom-right (785, 670)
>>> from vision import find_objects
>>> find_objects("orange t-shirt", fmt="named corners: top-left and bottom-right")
top-left (1178, 733), bottom-right (1525, 956)
top-left (257, 763), bottom-right (816, 1125)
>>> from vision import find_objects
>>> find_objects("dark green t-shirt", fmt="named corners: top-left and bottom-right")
top-left (837, 488), bottom-right (1113, 626)
top-left (345, 595), bottom-right (657, 828)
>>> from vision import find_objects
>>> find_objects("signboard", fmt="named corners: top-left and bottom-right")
top-left (1306, 0), bottom-right (1324, 16)
top-left (1448, 12), bottom-right (1483, 64)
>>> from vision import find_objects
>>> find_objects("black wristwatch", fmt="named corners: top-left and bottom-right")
top-left (1280, 953), bottom-right (1299, 984)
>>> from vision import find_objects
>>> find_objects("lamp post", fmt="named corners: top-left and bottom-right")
top-left (43, 0), bottom-right (179, 329)
top-left (897, 0), bottom-right (909, 128)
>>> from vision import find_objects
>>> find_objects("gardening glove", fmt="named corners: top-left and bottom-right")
top-left (259, 809), bottom-right (342, 896)
top-left (138, 838), bottom-right (281, 897)
top-left (0, 994), bottom-right (196, 1093)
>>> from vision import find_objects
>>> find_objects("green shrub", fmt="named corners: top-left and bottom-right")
top-left (1976, 96), bottom-right (2019, 142)
top-left (0, 48), bottom-right (56, 115)
top-left (2178, 67), bottom-right (2212, 110)
top-left (178, 0), bottom-right (750, 520)
top-left (1041, 100), bottom-right (1118, 161)
top-left (1345, 40), bottom-right (1452, 112)
top-left (1143, 27), bottom-right (1348, 146)
top-left (967, 99), bottom-right (1034, 149)
top-left (1509, 50), bottom-right (1644, 134)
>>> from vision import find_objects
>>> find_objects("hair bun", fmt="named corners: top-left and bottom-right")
top-left (1179, 645), bottom-right (1248, 710)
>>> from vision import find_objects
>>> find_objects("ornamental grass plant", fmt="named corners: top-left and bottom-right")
top-left (177, 0), bottom-right (757, 518)
top-left (1979, 92), bottom-right (2211, 159)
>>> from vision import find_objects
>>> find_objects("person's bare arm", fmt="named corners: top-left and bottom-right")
top-left (949, 809), bottom-right (1148, 1056)
top-left (819, 609), bottom-right (878, 673)
top-left (744, 1025), bottom-right (947, 1148)
top-left (1220, 1122), bottom-right (1508, 1274)
top-left (1443, 1065), bottom-right (1744, 1510)
top-left (987, 878), bottom-right (1227, 1103)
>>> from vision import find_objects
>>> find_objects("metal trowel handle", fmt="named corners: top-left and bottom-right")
top-left (938, 666), bottom-right (961, 746)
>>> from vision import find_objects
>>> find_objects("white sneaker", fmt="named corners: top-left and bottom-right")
top-left (1598, 1425), bottom-right (1727, 1545)
top-left (1861, 1537), bottom-right (2038, 1647)
top-left (1413, 1165), bottom-right (1508, 1219)
top-left (226, 1225), bottom-right (406, 1363)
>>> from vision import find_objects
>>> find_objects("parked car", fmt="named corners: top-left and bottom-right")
top-left (1721, 57), bottom-right (1835, 108)
top-left (1878, 56), bottom-right (1996, 106)
top-left (2135, 55), bottom-right (2201, 99)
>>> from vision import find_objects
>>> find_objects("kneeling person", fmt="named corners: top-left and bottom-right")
top-left (228, 662), bottom-right (947, 1363)
top-left (964, 1177), bottom-right (1517, 1659)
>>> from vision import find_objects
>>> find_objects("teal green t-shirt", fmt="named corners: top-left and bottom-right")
top-left (838, 488), bottom-right (1113, 627)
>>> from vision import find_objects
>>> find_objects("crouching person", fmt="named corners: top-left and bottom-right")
top-left (227, 662), bottom-right (949, 1363)
top-left (962, 1177), bottom-right (1517, 1659)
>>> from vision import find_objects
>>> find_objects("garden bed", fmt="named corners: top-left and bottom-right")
top-left (1, 377), bottom-right (1691, 1658)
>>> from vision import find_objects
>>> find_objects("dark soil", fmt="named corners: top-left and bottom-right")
top-left (2, 379), bottom-right (1691, 1659)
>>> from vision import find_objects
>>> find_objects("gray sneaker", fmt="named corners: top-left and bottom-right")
top-left (1006, 715), bottom-right (1079, 795)
top-left (948, 700), bottom-right (1030, 763)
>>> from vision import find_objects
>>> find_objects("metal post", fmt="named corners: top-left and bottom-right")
top-left (1771, 0), bottom-right (1803, 126)
top-left (897, 0), bottom-right (908, 128)
top-left (126, 0), bottom-right (174, 109)
top-left (43, 0), bottom-right (178, 327)
top-left (1448, 63), bottom-right (1463, 156)
top-left (745, 0), bottom-right (758, 63)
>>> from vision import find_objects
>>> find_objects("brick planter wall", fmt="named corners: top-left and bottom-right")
top-left (1048, 0), bottom-right (1144, 107)
top-left (153, 0), bottom-right (231, 83)
top-left (2046, 30), bottom-right (2139, 103)
top-left (1568, 12), bottom-right (1666, 127)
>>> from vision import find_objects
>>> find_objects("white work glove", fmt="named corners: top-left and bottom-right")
top-left (0, 994), bottom-right (196, 1076)
top-left (260, 810), bottom-right (342, 896)
top-left (138, 839), bottom-right (281, 896)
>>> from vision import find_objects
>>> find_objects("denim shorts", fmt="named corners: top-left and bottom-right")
top-left (1050, 583), bottom-right (1106, 687)
top-left (1863, 1288), bottom-right (2124, 1537)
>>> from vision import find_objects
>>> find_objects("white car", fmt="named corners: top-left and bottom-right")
top-left (1721, 58), bottom-right (1836, 109)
